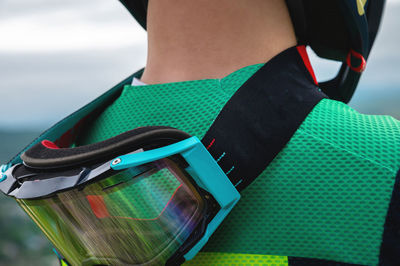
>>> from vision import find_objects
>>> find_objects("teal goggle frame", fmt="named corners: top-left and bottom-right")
top-left (0, 127), bottom-right (240, 265)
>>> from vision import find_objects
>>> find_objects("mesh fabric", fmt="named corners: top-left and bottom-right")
top-left (76, 64), bottom-right (263, 145)
top-left (76, 64), bottom-right (400, 265)
top-left (204, 99), bottom-right (400, 266)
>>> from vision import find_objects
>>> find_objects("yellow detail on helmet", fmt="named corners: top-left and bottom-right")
top-left (357, 0), bottom-right (367, 15)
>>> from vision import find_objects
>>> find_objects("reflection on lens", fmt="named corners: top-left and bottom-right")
top-left (17, 158), bottom-right (205, 265)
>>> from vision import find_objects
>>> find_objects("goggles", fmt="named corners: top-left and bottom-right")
top-left (0, 46), bottom-right (327, 265)
top-left (0, 127), bottom-right (240, 265)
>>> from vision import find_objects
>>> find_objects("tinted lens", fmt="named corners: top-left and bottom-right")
top-left (17, 158), bottom-right (205, 265)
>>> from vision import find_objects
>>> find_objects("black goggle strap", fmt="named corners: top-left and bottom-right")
top-left (202, 46), bottom-right (327, 192)
top-left (9, 47), bottom-right (323, 194)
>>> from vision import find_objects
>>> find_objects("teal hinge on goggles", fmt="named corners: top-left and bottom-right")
top-left (0, 127), bottom-right (240, 266)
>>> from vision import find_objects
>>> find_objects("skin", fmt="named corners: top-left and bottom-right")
top-left (140, 0), bottom-right (297, 84)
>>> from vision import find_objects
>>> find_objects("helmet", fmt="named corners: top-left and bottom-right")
top-left (119, 0), bottom-right (386, 103)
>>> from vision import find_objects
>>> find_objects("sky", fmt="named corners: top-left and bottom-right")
top-left (0, 0), bottom-right (399, 130)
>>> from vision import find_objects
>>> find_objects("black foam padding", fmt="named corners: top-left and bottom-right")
top-left (21, 126), bottom-right (191, 169)
top-left (288, 257), bottom-right (363, 266)
top-left (379, 169), bottom-right (400, 265)
top-left (202, 46), bottom-right (327, 191)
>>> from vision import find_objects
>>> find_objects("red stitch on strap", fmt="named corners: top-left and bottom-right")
top-left (206, 138), bottom-right (215, 150)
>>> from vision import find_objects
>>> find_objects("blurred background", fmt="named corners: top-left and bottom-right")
top-left (0, 0), bottom-right (399, 265)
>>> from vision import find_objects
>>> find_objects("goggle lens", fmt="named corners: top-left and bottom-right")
top-left (17, 158), bottom-right (205, 265)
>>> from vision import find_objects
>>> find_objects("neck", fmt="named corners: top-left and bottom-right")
top-left (141, 0), bottom-right (297, 84)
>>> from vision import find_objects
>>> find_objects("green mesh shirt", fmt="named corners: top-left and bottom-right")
top-left (76, 63), bottom-right (400, 265)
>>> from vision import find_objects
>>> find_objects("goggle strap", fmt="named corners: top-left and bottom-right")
top-left (202, 46), bottom-right (327, 192)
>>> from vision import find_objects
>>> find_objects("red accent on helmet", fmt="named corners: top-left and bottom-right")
top-left (347, 49), bottom-right (366, 73)
top-left (296, 45), bottom-right (318, 85)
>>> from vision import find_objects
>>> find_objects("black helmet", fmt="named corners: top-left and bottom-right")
top-left (120, 0), bottom-right (386, 103)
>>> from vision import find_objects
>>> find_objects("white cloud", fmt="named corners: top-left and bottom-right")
top-left (0, 0), bottom-right (147, 52)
